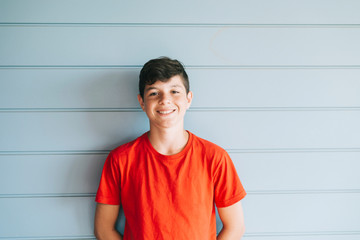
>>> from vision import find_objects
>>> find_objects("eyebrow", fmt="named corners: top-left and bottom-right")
top-left (145, 86), bottom-right (157, 92)
top-left (145, 84), bottom-right (183, 92)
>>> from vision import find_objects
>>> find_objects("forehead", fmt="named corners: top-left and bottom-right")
top-left (144, 75), bottom-right (186, 91)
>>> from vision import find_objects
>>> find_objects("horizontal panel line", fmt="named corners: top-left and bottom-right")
top-left (247, 189), bottom-right (360, 195)
top-left (0, 65), bottom-right (142, 69)
top-left (1, 107), bottom-right (360, 112)
top-left (0, 150), bottom-right (110, 155)
top-left (1, 23), bottom-right (360, 28)
top-left (191, 107), bottom-right (360, 112)
top-left (1, 148), bottom-right (360, 155)
top-left (226, 148), bottom-right (360, 153)
top-left (245, 231), bottom-right (360, 237)
top-left (1, 189), bottom-right (359, 199)
top-left (0, 193), bottom-right (96, 198)
top-left (0, 235), bottom-right (95, 240)
top-left (2, 65), bottom-right (360, 69)
top-left (0, 108), bottom-right (142, 112)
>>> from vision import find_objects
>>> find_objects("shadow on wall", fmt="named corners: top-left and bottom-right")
top-left (81, 69), bottom-right (140, 109)
top-left (116, 207), bottom-right (126, 235)
top-left (81, 69), bottom-right (149, 149)
top-left (65, 70), bottom-right (145, 234)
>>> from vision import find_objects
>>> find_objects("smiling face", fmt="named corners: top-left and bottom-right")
top-left (137, 75), bottom-right (193, 131)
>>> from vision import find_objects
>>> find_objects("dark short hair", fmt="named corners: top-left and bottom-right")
top-left (139, 57), bottom-right (189, 99)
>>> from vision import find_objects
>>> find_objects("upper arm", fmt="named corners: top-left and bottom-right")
top-left (94, 203), bottom-right (121, 238)
top-left (217, 201), bottom-right (245, 233)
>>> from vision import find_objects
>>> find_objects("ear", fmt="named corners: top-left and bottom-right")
top-left (186, 91), bottom-right (193, 109)
top-left (137, 94), bottom-right (145, 111)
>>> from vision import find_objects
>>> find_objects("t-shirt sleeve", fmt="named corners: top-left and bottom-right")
top-left (213, 151), bottom-right (246, 208)
top-left (95, 151), bottom-right (121, 205)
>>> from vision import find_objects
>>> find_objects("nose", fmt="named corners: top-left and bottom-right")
top-left (159, 93), bottom-right (171, 105)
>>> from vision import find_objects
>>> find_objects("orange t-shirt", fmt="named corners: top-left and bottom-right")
top-left (95, 131), bottom-right (246, 240)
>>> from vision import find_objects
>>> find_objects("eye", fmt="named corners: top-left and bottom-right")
top-left (172, 90), bottom-right (180, 94)
top-left (148, 92), bottom-right (158, 96)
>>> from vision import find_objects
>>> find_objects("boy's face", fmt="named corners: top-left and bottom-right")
top-left (137, 75), bottom-right (193, 130)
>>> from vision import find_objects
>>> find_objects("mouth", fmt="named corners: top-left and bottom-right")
top-left (157, 109), bottom-right (176, 115)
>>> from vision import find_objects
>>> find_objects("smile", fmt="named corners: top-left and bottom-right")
top-left (157, 109), bottom-right (176, 114)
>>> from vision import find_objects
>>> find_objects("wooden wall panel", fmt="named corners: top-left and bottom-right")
top-left (0, 197), bottom-right (96, 237)
top-left (232, 152), bottom-right (360, 192)
top-left (1, 0), bottom-right (359, 24)
top-left (242, 193), bottom-right (360, 233)
top-left (0, 154), bottom-right (106, 195)
top-left (1, 27), bottom-right (360, 66)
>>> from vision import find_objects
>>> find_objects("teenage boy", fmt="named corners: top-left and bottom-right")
top-left (94, 57), bottom-right (246, 240)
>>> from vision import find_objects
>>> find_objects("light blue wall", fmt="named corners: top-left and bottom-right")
top-left (1, 1), bottom-right (360, 239)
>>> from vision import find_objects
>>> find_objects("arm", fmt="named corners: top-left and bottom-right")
top-left (217, 201), bottom-right (245, 240)
top-left (94, 203), bottom-right (123, 240)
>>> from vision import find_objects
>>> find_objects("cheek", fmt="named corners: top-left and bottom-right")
top-left (181, 101), bottom-right (191, 110)
top-left (143, 101), bottom-right (155, 111)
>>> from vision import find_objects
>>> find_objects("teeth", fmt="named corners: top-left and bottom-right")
top-left (158, 110), bottom-right (173, 114)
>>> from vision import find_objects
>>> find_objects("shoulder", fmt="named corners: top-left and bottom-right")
top-left (189, 132), bottom-right (233, 176)
top-left (190, 131), bottom-right (228, 157)
top-left (109, 133), bottom-right (147, 159)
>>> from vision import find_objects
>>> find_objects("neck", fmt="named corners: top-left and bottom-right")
top-left (147, 127), bottom-right (189, 155)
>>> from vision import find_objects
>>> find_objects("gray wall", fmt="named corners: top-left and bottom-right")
top-left (1, 0), bottom-right (360, 239)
